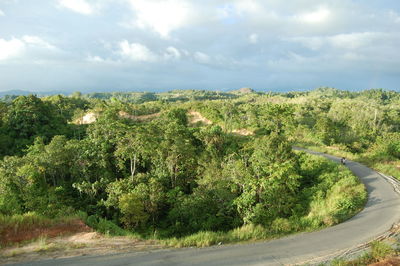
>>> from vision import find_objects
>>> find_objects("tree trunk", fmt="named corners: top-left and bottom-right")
top-left (130, 154), bottom-right (137, 181)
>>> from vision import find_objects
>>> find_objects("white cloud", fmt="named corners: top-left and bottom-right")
top-left (22, 35), bottom-right (56, 50)
top-left (289, 36), bottom-right (325, 50)
top-left (329, 32), bottom-right (383, 50)
top-left (217, 4), bottom-right (235, 19)
top-left (290, 32), bottom-right (385, 51)
top-left (0, 9), bottom-right (5, 16)
top-left (164, 46), bottom-right (181, 60)
top-left (342, 52), bottom-right (365, 61)
top-left (118, 40), bottom-right (157, 62)
top-left (296, 7), bottom-right (331, 23)
top-left (0, 36), bottom-right (58, 62)
top-left (233, 0), bottom-right (262, 16)
top-left (0, 38), bottom-right (25, 60)
top-left (193, 51), bottom-right (211, 64)
top-left (127, 0), bottom-right (193, 38)
top-left (249, 33), bottom-right (258, 44)
top-left (388, 10), bottom-right (400, 23)
top-left (86, 55), bottom-right (106, 63)
top-left (58, 0), bottom-right (94, 15)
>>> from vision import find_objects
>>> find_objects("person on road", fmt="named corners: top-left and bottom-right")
top-left (341, 157), bottom-right (346, 165)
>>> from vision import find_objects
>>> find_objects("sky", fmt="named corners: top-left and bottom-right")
top-left (0, 0), bottom-right (400, 92)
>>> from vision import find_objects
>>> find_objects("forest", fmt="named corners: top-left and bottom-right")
top-left (1, 87), bottom-right (399, 246)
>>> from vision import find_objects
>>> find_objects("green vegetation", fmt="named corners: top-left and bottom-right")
top-left (3, 87), bottom-right (398, 247)
top-left (331, 240), bottom-right (398, 265)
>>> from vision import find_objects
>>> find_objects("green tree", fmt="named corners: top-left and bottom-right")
top-left (115, 126), bottom-right (154, 181)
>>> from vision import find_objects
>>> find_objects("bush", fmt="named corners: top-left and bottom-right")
top-left (370, 241), bottom-right (394, 261)
top-left (370, 133), bottom-right (400, 160)
top-left (330, 241), bottom-right (395, 265)
top-left (80, 213), bottom-right (129, 236)
top-left (96, 218), bottom-right (128, 236)
top-left (119, 192), bottom-right (149, 230)
top-left (301, 163), bottom-right (366, 228)
top-left (270, 218), bottom-right (292, 234)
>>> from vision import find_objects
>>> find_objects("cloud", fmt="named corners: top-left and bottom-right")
top-left (126, 0), bottom-right (194, 38)
top-left (0, 38), bottom-right (25, 61)
top-left (86, 55), bottom-right (106, 63)
top-left (290, 32), bottom-right (387, 51)
top-left (233, 0), bottom-right (263, 16)
top-left (193, 52), bottom-right (211, 64)
top-left (58, 0), bottom-right (95, 15)
top-left (0, 36), bottom-right (58, 62)
top-left (295, 7), bottom-right (331, 23)
top-left (164, 46), bottom-right (181, 60)
top-left (89, 44), bottom-right (185, 64)
top-left (249, 33), bottom-right (258, 44)
top-left (389, 10), bottom-right (400, 23)
top-left (288, 36), bottom-right (324, 50)
top-left (329, 32), bottom-right (380, 49)
top-left (22, 35), bottom-right (56, 50)
top-left (2, 0), bottom-right (400, 91)
top-left (118, 40), bottom-right (157, 62)
top-left (0, 9), bottom-right (5, 16)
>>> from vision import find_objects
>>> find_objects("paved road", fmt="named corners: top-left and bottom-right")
top-left (19, 150), bottom-right (400, 266)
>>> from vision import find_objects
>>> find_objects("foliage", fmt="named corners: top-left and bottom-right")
top-left (78, 212), bottom-right (131, 236)
top-left (2, 88), bottom-right (392, 245)
top-left (330, 240), bottom-right (396, 265)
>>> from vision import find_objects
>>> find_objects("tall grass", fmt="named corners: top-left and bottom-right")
top-left (163, 224), bottom-right (273, 248)
top-left (0, 212), bottom-right (77, 235)
top-left (0, 212), bottom-right (79, 247)
top-left (331, 240), bottom-right (396, 265)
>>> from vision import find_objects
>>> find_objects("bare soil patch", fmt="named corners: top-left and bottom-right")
top-left (1, 219), bottom-right (90, 246)
top-left (232, 128), bottom-right (254, 136)
top-left (74, 112), bottom-right (98, 125)
top-left (0, 224), bottom-right (161, 265)
top-left (118, 111), bottom-right (160, 121)
top-left (369, 257), bottom-right (400, 265)
top-left (188, 111), bottom-right (212, 125)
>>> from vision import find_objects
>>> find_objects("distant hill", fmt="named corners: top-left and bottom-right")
top-left (231, 87), bottom-right (256, 94)
top-left (0, 90), bottom-right (70, 98)
top-left (0, 90), bottom-right (33, 97)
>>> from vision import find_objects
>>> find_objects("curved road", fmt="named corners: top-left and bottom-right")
top-left (20, 150), bottom-right (400, 266)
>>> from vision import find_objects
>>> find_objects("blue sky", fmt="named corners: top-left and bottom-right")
top-left (0, 0), bottom-right (399, 92)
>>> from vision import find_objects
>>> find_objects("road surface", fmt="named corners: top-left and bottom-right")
top-left (18, 150), bottom-right (400, 266)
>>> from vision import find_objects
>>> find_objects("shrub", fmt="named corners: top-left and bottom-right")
top-left (370, 241), bottom-right (394, 261)
top-left (271, 218), bottom-right (292, 234)
top-left (81, 213), bottom-right (129, 236)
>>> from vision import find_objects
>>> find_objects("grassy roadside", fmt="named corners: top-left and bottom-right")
top-left (0, 212), bottom-right (87, 248)
top-left (330, 240), bottom-right (399, 265)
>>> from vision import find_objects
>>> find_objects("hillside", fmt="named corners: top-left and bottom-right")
top-left (1, 88), bottom-right (400, 264)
